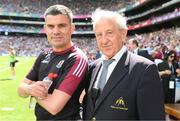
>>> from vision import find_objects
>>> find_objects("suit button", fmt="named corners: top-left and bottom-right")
top-left (92, 117), bottom-right (96, 121)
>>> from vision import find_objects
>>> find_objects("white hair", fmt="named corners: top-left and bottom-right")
top-left (91, 8), bottom-right (127, 30)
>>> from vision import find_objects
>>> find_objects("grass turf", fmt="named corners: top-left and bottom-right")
top-left (0, 56), bottom-right (36, 121)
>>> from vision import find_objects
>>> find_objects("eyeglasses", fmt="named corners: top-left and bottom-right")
top-left (170, 55), bottom-right (175, 58)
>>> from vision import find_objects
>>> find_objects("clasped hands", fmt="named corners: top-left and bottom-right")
top-left (28, 81), bottom-right (48, 100)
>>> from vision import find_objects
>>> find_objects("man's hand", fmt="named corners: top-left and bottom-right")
top-left (176, 68), bottom-right (180, 77)
top-left (28, 81), bottom-right (48, 99)
top-left (164, 70), bottom-right (171, 75)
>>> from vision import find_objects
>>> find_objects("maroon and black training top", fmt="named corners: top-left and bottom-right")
top-left (26, 45), bottom-right (88, 120)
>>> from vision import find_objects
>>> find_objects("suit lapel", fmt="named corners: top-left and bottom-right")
top-left (88, 61), bottom-right (102, 92)
top-left (137, 48), bottom-right (140, 55)
top-left (94, 51), bottom-right (130, 112)
top-left (87, 61), bottom-right (102, 111)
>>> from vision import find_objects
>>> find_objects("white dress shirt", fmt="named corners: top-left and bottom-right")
top-left (133, 48), bottom-right (138, 55)
top-left (93, 46), bottom-right (127, 88)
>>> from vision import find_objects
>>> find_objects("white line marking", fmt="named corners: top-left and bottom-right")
top-left (1, 107), bottom-right (15, 111)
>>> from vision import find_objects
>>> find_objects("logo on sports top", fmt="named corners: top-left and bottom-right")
top-left (42, 53), bottom-right (51, 63)
top-left (110, 97), bottom-right (128, 111)
top-left (56, 60), bottom-right (65, 68)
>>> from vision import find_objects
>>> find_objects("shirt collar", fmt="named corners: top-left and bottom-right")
top-left (52, 45), bottom-right (75, 55)
top-left (101, 45), bottom-right (127, 62)
top-left (133, 48), bottom-right (138, 54)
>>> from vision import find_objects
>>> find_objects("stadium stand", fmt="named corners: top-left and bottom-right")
top-left (0, 0), bottom-right (130, 15)
top-left (0, 0), bottom-right (179, 62)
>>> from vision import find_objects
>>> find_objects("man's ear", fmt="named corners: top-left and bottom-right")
top-left (43, 25), bottom-right (47, 33)
top-left (71, 23), bottom-right (75, 33)
top-left (122, 29), bottom-right (128, 43)
top-left (123, 29), bottom-right (128, 36)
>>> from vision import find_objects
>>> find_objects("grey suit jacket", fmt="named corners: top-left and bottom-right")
top-left (83, 50), bottom-right (165, 120)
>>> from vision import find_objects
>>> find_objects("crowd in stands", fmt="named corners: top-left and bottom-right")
top-left (0, 24), bottom-right (41, 33)
top-left (0, 36), bottom-right (48, 56)
top-left (0, 0), bottom-right (131, 15)
top-left (0, 36), bottom-right (97, 59)
top-left (127, 27), bottom-right (180, 64)
top-left (0, 0), bottom-right (179, 64)
top-left (0, 24), bottom-right (92, 33)
top-left (0, 27), bottom-right (179, 64)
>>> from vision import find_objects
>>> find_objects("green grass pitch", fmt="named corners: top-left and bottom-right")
top-left (0, 56), bottom-right (36, 121)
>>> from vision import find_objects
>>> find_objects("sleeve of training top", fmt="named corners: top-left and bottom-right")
top-left (57, 53), bottom-right (88, 96)
top-left (26, 53), bottom-right (44, 81)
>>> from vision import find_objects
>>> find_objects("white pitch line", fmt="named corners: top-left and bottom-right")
top-left (0, 107), bottom-right (15, 111)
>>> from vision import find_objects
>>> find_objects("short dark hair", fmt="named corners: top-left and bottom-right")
top-left (164, 50), bottom-right (176, 61)
top-left (44, 4), bottom-right (73, 23)
top-left (130, 38), bottom-right (138, 47)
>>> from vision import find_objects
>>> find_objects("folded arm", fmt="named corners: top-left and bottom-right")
top-left (17, 78), bottom-right (47, 99)
top-left (36, 89), bottom-right (71, 115)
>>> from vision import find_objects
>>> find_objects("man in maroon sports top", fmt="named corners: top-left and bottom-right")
top-left (17, 4), bottom-right (88, 120)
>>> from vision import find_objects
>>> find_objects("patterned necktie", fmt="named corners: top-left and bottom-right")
top-left (97, 59), bottom-right (114, 92)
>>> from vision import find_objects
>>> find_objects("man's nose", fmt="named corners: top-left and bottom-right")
top-left (53, 26), bottom-right (60, 34)
top-left (101, 34), bottom-right (109, 44)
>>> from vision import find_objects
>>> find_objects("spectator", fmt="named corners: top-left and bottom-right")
top-left (128, 38), bottom-right (154, 61)
top-left (158, 50), bottom-right (180, 103)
